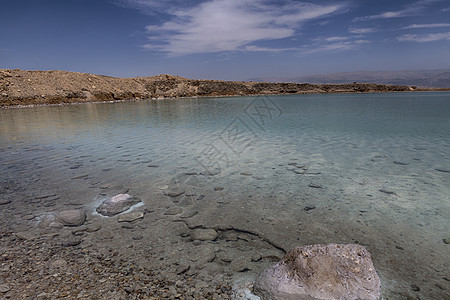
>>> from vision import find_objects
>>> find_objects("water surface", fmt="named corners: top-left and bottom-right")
top-left (1, 92), bottom-right (449, 298)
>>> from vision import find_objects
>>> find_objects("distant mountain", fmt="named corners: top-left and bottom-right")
top-left (249, 70), bottom-right (450, 88)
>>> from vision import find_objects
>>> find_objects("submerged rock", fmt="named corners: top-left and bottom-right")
top-left (192, 229), bottom-right (218, 241)
top-left (96, 194), bottom-right (141, 217)
top-left (0, 199), bottom-right (11, 205)
top-left (61, 234), bottom-right (82, 247)
top-left (118, 210), bottom-right (144, 222)
top-left (254, 244), bottom-right (381, 300)
top-left (58, 209), bottom-right (86, 227)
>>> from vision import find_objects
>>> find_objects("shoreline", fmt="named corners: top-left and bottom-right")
top-left (3, 68), bottom-right (448, 108)
top-left (2, 89), bottom-right (448, 110)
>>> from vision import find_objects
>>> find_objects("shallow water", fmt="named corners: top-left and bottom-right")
top-left (1, 92), bottom-right (449, 298)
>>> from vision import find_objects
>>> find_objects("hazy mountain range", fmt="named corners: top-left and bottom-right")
top-left (249, 70), bottom-right (450, 88)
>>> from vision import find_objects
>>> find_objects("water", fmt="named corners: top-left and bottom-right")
top-left (1, 92), bottom-right (449, 298)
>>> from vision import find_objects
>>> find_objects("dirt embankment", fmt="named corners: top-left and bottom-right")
top-left (0, 69), bottom-right (418, 107)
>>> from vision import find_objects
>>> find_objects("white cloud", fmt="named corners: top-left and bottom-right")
top-left (354, 0), bottom-right (440, 21)
top-left (324, 36), bottom-right (350, 42)
top-left (243, 45), bottom-right (295, 52)
top-left (397, 31), bottom-right (450, 42)
top-left (301, 41), bottom-right (357, 54)
top-left (140, 0), bottom-right (343, 55)
top-left (403, 23), bottom-right (450, 29)
top-left (349, 27), bottom-right (376, 34)
top-left (301, 38), bottom-right (370, 55)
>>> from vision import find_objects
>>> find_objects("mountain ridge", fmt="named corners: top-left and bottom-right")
top-left (248, 69), bottom-right (450, 88)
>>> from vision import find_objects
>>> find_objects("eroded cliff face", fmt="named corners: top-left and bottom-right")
top-left (0, 69), bottom-right (416, 107)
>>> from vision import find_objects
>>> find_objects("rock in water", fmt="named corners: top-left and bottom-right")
top-left (96, 194), bottom-right (141, 217)
top-left (0, 199), bottom-right (11, 205)
top-left (192, 229), bottom-right (218, 241)
top-left (58, 209), bottom-right (86, 227)
top-left (118, 210), bottom-right (144, 222)
top-left (254, 244), bottom-right (381, 300)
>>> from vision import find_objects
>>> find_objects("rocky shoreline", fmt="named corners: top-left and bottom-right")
top-left (0, 69), bottom-right (422, 107)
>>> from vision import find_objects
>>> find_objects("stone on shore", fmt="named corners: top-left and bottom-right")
top-left (254, 244), bottom-right (381, 300)
top-left (96, 194), bottom-right (141, 217)
top-left (118, 210), bottom-right (144, 222)
top-left (58, 209), bottom-right (86, 227)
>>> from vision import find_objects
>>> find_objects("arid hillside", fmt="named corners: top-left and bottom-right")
top-left (0, 69), bottom-right (419, 107)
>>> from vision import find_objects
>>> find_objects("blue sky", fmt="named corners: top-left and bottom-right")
top-left (1, 0), bottom-right (449, 80)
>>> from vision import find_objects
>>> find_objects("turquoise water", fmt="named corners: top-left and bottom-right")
top-left (1, 92), bottom-right (449, 298)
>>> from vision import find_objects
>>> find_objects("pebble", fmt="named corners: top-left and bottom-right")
top-left (0, 284), bottom-right (11, 293)
top-left (304, 206), bottom-right (316, 212)
top-left (118, 210), bottom-right (144, 222)
top-left (308, 183), bottom-right (322, 189)
top-left (175, 264), bottom-right (190, 275)
top-left (379, 189), bottom-right (396, 195)
top-left (192, 229), bottom-right (218, 241)
top-left (121, 224), bottom-right (135, 229)
top-left (180, 211), bottom-right (199, 219)
top-left (50, 259), bottom-right (68, 269)
top-left (164, 207), bottom-right (183, 215)
top-left (86, 224), bottom-right (102, 232)
top-left (443, 239), bottom-right (450, 244)
top-left (72, 227), bottom-right (88, 236)
top-left (99, 183), bottom-right (112, 189)
top-left (132, 234), bottom-right (143, 240)
top-left (195, 281), bottom-right (208, 289)
top-left (393, 161), bottom-right (409, 165)
top-left (251, 253), bottom-right (262, 262)
top-left (58, 209), bottom-right (86, 227)
top-left (165, 190), bottom-right (185, 197)
top-left (23, 214), bottom-right (35, 220)
top-left (410, 284), bottom-right (420, 291)
top-left (0, 199), bottom-right (11, 205)
top-left (61, 236), bottom-right (82, 247)
top-left (293, 169), bottom-right (306, 174)
top-left (240, 172), bottom-right (253, 176)
top-left (214, 187), bottom-right (224, 191)
top-left (15, 232), bottom-right (37, 241)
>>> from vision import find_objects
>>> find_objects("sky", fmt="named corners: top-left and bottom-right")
top-left (1, 0), bottom-right (450, 80)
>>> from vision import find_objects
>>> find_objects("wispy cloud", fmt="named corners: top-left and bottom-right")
top-left (403, 23), bottom-right (450, 29)
top-left (348, 27), bottom-right (376, 34)
top-left (324, 36), bottom-right (350, 42)
top-left (397, 31), bottom-right (450, 42)
top-left (137, 0), bottom-right (343, 55)
top-left (115, 0), bottom-right (199, 15)
top-left (301, 41), bottom-right (357, 55)
top-left (354, 0), bottom-right (439, 21)
top-left (301, 38), bottom-right (369, 55)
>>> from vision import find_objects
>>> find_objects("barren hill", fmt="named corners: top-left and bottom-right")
top-left (0, 69), bottom-right (418, 107)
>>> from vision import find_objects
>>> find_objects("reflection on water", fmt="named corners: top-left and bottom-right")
top-left (1, 92), bottom-right (449, 298)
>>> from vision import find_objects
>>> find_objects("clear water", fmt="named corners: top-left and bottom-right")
top-left (1, 92), bottom-right (449, 298)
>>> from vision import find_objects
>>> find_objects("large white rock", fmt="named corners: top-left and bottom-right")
top-left (96, 194), bottom-right (140, 217)
top-left (254, 244), bottom-right (381, 300)
top-left (58, 209), bottom-right (86, 227)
